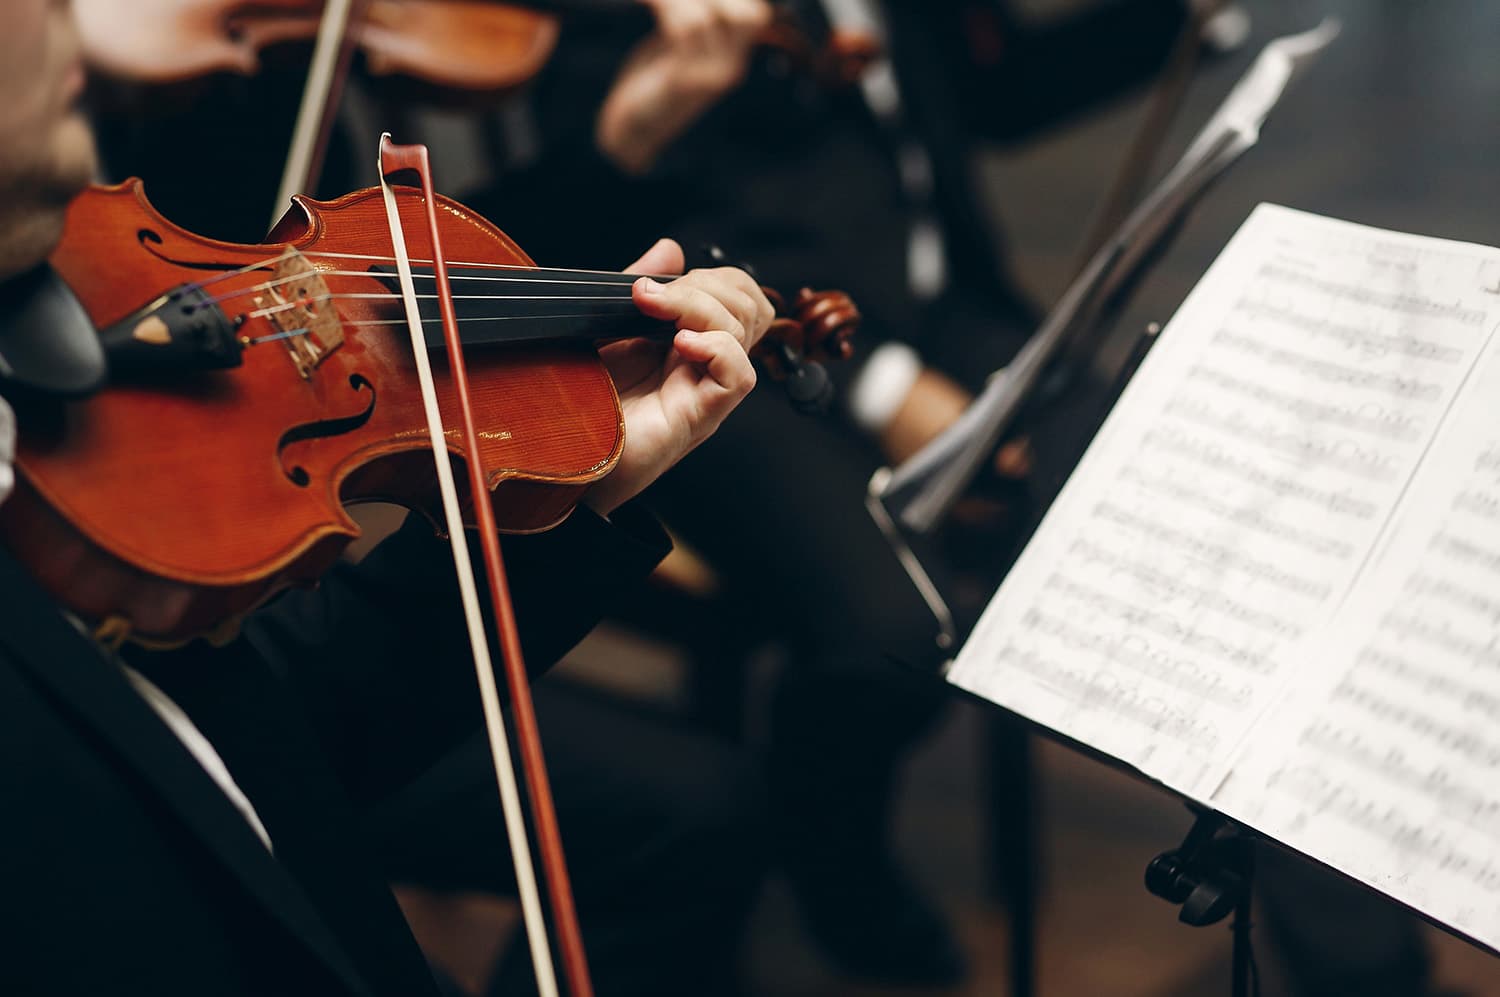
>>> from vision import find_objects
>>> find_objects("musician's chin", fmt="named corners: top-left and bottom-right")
top-left (0, 115), bottom-right (99, 282)
top-left (50, 111), bottom-right (99, 201)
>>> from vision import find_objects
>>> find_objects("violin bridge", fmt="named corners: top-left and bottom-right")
top-left (260, 248), bottom-right (343, 379)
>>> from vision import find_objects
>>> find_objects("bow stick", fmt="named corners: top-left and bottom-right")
top-left (377, 134), bottom-right (593, 997)
top-left (1069, 2), bottom-right (1212, 274)
top-left (272, 0), bottom-right (368, 230)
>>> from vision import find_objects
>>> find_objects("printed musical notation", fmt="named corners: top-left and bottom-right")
top-left (1260, 764), bottom-right (1500, 893)
top-left (1217, 277), bottom-right (1500, 947)
top-left (948, 204), bottom-right (1500, 949)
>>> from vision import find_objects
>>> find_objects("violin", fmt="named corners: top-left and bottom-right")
top-left (75, 0), bottom-right (878, 98)
top-left (3, 175), bottom-right (857, 647)
top-left (76, 0), bottom-right (560, 97)
top-left (7, 140), bottom-right (856, 997)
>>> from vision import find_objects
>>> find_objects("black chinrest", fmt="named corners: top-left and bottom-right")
top-left (0, 265), bottom-right (105, 398)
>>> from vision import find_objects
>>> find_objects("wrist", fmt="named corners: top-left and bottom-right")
top-left (581, 482), bottom-right (625, 520)
top-left (595, 111), bottom-right (665, 177)
top-left (876, 366), bottom-right (974, 465)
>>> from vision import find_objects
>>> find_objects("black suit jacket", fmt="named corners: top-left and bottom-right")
top-left (0, 507), bottom-right (668, 996)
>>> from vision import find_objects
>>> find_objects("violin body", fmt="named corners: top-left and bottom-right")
top-left (76, 0), bottom-right (560, 95)
top-left (6, 180), bottom-right (623, 644)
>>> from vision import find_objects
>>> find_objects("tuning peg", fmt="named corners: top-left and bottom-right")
top-left (781, 357), bottom-right (832, 415)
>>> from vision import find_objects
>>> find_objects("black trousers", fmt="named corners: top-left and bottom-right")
top-left (644, 387), bottom-right (960, 872)
top-left (369, 681), bottom-right (767, 997)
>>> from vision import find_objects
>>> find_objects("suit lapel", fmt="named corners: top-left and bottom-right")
top-left (0, 550), bottom-right (373, 997)
top-left (141, 637), bottom-right (449, 997)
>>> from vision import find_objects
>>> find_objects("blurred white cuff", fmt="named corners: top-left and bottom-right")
top-left (1202, 4), bottom-right (1252, 53)
top-left (849, 342), bottom-right (922, 434)
top-left (0, 395), bottom-right (13, 508)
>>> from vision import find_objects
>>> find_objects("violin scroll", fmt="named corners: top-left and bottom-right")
top-left (783, 287), bottom-right (859, 362)
top-left (758, 286), bottom-right (858, 368)
top-left (754, 286), bottom-right (860, 414)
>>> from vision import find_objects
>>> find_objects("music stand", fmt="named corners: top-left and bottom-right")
top-left (862, 22), bottom-right (1340, 997)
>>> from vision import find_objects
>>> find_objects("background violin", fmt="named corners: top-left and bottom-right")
top-left (78, 0), bottom-right (880, 240)
top-left (75, 0), bottom-right (877, 99)
top-left (3, 178), bottom-right (856, 646)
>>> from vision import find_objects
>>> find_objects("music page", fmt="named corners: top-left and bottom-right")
top-left (948, 204), bottom-right (1500, 828)
top-left (1215, 268), bottom-right (1500, 948)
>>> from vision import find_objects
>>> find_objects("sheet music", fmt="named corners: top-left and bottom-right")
top-left (949, 204), bottom-right (1500, 820)
top-left (1216, 278), bottom-right (1500, 949)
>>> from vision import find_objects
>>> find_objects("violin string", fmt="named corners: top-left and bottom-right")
top-left (179, 257), bottom-right (307, 292)
top-left (245, 327), bottom-right (313, 345)
top-left (339, 313), bottom-right (659, 328)
top-left (297, 247), bottom-right (679, 279)
top-left (198, 268), bottom-right (647, 316)
top-left (243, 293), bottom-right (642, 326)
top-left (202, 266), bottom-right (643, 305)
top-left (244, 309), bottom-right (673, 347)
top-left (186, 249), bottom-right (667, 294)
top-left (244, 291), bottom-right (638, 319)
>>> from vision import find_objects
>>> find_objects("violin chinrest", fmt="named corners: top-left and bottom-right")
top-left (0, 265), bottom-right (106, 398)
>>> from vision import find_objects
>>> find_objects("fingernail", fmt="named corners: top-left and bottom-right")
top-left (637, 277), bottom-right (664, 295)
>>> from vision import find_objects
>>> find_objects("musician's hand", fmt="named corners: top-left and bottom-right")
top-left (595, 0), bottom-right (771, 175)
top-left (879, 366), bottom-right (1033, 533)
top-left (881, 367), bottom-right (1032, 479)
top-left (878, 367), bottom-right (972, 466)
top-left (584, 238), bottom-right (772, 516)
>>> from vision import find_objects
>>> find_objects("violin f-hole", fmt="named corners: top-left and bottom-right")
top-left (276, 372), bottom-right (376, 486)
top-left (136, 227), bottom-right (278, 275)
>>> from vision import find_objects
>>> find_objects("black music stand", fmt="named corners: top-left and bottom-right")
top-left (861, 24), bottom-right (1339, 996)
top-left (1147, 809), bottom-right (1260, 997)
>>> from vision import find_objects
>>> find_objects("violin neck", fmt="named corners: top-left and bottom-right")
top-left (371, 264), bottom-right (673, 351)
